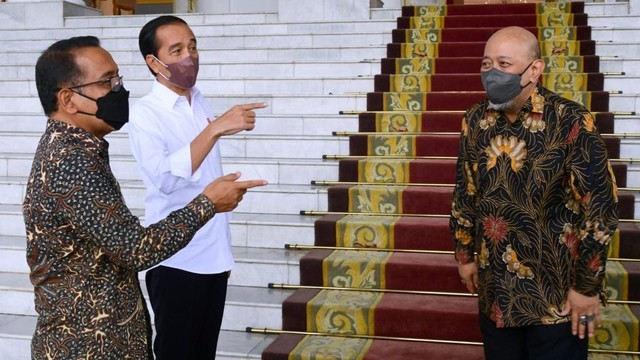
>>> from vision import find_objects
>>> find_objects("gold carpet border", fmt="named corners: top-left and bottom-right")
top-left (408, 2), bottom-right (576, 17)
top-left (375, 111), bottom-right (424, 133)
top-left (348, 185), bottom-right (407, 215)
top-left (287, 334), bottom-right (372, 360)
top-left (390, 74), bottom-right (433, 92)
top-left (403, 27), bottom-right (579, 44)
top-left (590, 304), bottom-right (639, 352)
top-left (380, 91), bottom-right (595, 111)
top-left (358, 158), bottom-right (412, 183)
top-left (406, 14), bottom-right (576, 30)
top-left (336, 214), bottom-right (400, 249)
top-left (587, 353), bottom-right (640, 360)
top-left (306, 290), bottom-right (383, 335)
top-left (400, 41), bottom-right (584, 59)
top-left (605, 261), bottom-right (629, 301)
top-left (382, 92), bottom-right (429, 111)
top-left (392, 56), bottom-right (588, 75)
top-left (322, 250), bottom-right (392, 289)
top-left (387, 73), bottom-right (592, 92)
top-left (367, 133), bottom-right (418, 156)
top-left (609, 229), bottom-right (621, 258)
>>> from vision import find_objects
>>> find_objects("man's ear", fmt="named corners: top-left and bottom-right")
top-left (531, 58), bottom-right (545, 80)
top-left (57, 88), bottom-right (78, 114)
top-left (145, 54), bottom-right (160, 76)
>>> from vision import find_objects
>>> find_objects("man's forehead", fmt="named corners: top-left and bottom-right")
top-left (157, 23), bottom-right (195, 46)
top-left (74, 47), bottom-right (118, 77)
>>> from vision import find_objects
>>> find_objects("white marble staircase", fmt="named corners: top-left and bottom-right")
top-left (0, 1), bottom-right (639, 359)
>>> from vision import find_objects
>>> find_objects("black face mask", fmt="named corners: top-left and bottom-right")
top-left (73, 86), bottom-right (130, 130)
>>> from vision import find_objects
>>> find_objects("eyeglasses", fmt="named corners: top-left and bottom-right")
top-left (68, 75), bottom-right (123, 92)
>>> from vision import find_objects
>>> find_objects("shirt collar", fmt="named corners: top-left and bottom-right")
top-left (520, 85), bottom-right (545, 114)
top-left (46, 118), bottom-right (108, 155)
top-left (150, 80), bottom-right (202, 110)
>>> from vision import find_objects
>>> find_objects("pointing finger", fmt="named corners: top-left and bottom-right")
top-left (236, 179), bottom-right (268, 190)
top-left (241, 102), bottom-right (268, 110)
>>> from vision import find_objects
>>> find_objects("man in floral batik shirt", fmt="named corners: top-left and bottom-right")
top-left (450, 26), bottom-right (618, 360)
top-left (23, 36), bottom-right (265, 359)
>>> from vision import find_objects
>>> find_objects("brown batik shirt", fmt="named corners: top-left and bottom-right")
top-left (450, 86), bottom-right (619, 328)
top-left (22, 119), bottom-right (216, 359)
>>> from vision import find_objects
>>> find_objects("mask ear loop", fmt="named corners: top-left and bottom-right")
top-left (151, 55), bottom-right (171, 82)
top-left (519, 60), bottom-right (537, 89)
top-left (67, 89), bottom-right (99, 117)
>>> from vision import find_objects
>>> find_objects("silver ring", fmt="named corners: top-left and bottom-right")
top-left (461, 279), bottom-right (466, 284)
top-left (579, 314), bottom-right (595, 324)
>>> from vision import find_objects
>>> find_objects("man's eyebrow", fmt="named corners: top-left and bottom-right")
top-left (98, 69), bottom-right (118, 79)
top-left (167, 38), bottom-right (197, 52)
top-left (167, 42), bottom-right (182, 52)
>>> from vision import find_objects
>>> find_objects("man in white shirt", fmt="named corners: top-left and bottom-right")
top-left (128, 15), bottom-right (267, 360)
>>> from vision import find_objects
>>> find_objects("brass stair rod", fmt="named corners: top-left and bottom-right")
top-left (284, 244), bottom-right (640, 263)
top-left (269, 283), bottom-right (476, 297)
top-left (246, 327), bottom-right (640, 354)
top-left (311, 180), bottom-right (454, 188)
top-left (300, 210), bottom-right (448, 218)
top-left (332, 131), bottom-right (461, 136)
top-left (323, 155), bottom-right (458, 160)
top-left (246, 327), bottom-right (484, 347)
top-left (269, 283), bottom-right (640, 305)
top-left (332, 131), bottom-right (640, 138)
top-left (285, 243), bottom-right (454, 255)
top-left (338, 110), bottom-right (637, 116)
top-left (299, 210), bottom-right (640, 224)
top-left (343, 91), bottom-right (625, 95)
top-left (323, 155), bottom-right (640, 163)
top-left (310, 181), bottom-right (640, 192)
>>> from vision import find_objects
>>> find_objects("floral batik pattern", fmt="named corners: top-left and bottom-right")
top-left (22, 119), bottom-right (215, 359)
top-left (450, 86), bottom-right (618, 327)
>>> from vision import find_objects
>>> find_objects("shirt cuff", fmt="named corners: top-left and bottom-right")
top-left (168, 143), bottom-right (202, 183)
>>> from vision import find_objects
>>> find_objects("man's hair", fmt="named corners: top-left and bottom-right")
top-left (35, 36), bottom-right (101, 116)
top-left (139, 15), bottom-right (189, 76)
top-left (531, 43), bottom-right (541, 62)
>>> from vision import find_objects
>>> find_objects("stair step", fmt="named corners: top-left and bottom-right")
top-left (0, 60), bottom-right (383, 81)
top-left (0, 238), bottom-right (307, 287)
top-left (0, 152), bottom-right (340, 183)
top-left (262, 333), bottom-right (484, 360)
top-left (0, 131), bottom-right (351, 158)
top-left (0, 202), bottom-right (319, 240)
top-left (282, 288), bottom-right (481, 341)
top-left (0, 31), bottom-right (395, 52)
top-left (0, 113), bottom-right (360, 136)
top-left (0, 313), bottom-right (276, 360)
top-left (0, 177), bottom-right (328, 214)
top-left (4, 72), bottom-right (640, 98)
top-left (0, 272), bottom-right (292, 331)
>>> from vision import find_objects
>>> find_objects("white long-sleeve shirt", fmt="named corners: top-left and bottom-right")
top-left (128, 80), bottom-right (234, 274)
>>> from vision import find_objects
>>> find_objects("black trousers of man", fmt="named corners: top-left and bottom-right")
top-left (146, 266), bottom-right (229, 360)
top-left (480, 314), bottom-right (589, 360)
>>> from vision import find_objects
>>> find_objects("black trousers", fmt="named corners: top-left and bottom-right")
top-left (479, 314), bottom-right (589, 360)
top-left (145, 266), bottom-right (229, 360)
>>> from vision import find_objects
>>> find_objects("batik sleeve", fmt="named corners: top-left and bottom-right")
top-left (567, 110), bottom-right (619, 297)
top-left (450, 112), bottom-right (478, 265)
top-left (47, 149), bottom-right (216, 271)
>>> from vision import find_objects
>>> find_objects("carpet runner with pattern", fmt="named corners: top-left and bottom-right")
top-left (261, 2), bottom-right (639, 359)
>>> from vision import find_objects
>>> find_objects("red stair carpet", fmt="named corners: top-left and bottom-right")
top-left (261, 2), bottom-right (639, 359)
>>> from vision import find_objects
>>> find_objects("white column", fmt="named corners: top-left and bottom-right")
top-left (173, 0), bottom-right (196, 13)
